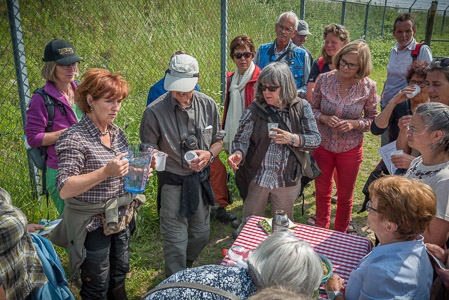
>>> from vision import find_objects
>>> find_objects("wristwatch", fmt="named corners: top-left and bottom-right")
top-left (327, 291), bottom-right (343, 300)
top-left (208, 150), bottom-right (214, 163)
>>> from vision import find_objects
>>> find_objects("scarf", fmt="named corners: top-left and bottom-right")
top-left (223, 61), bottom-right (255, 153)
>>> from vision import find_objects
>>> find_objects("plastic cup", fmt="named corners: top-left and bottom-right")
top-left (184, 150), bottom-right (198, 164)
top-left (124, 144), bottom-right (153, 193)
top-left (267, 123), bottom-right (278, 137)
top-left (154, 152), bottom-right (167, 171)
top-left (227, 245), bottom-right (248, 262)
top-left (406, 84), bottom-right (421, 99)
top-left (391, 150), bottom-right (403, 157)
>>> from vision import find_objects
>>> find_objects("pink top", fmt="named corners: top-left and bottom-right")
top-left (311, 70), bottom-right (378, 153)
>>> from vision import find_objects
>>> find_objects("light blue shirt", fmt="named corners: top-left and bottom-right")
top-left (345, 236), bottom-right (433, 299)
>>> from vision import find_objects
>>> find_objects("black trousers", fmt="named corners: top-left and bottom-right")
top-left (80, 226), bottom-right (130, 300)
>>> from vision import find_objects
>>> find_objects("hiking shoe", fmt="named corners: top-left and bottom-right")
top-left (231, 218), bottom-right (242, 229)
top-left (214, 207), bottom-right (237, 222)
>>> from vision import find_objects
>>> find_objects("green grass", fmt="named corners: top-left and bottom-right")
top-left (1, 0), bottom-right (449, 298)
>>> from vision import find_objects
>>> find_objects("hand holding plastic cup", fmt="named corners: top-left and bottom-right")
top-left (154, 152), bottom-right (167, 171)
top-left (406, 84), bottom-right (421, 99)
top-left (184, 150), bottom-right (198, 165)
top-left (391, 149), bottom-right (403, 157)
top-left (268, 123), bottom-right (278, 137)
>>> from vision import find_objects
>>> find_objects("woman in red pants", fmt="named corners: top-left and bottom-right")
top-left (310, 40), bottom-right (378, 233)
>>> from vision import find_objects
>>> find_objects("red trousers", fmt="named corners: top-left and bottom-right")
top-left (209, 158), bottom-right (229, 207)
top-left (312, 143), bottom-right (363, 232)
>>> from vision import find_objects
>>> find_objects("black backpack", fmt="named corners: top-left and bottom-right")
top-left (25, 81), bottom-right (79, 213)
top-left (26, 88), bottom-right (67, 171)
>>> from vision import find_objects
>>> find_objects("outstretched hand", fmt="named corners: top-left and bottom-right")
top-left (228, 151), bottom-right (243, 170)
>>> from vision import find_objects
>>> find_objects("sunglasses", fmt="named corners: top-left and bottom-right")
top-left (261, 85), bottom-right (280, 92)
top-left (233, 52), bottom-right (252, 59)
top-left (431, 58), bottom-right (449, 68)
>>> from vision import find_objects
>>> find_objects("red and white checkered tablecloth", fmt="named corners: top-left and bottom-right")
top-left (221, 216), bottom-right (373, 298)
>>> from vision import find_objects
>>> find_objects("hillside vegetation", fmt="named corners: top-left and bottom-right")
top-left (1, 0), bottom-right (448, 298)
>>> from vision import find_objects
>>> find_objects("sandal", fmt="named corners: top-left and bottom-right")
top-left (307, 215), bottom-right (316, 226)
top-left (347, 219), bottom-right (357, 235)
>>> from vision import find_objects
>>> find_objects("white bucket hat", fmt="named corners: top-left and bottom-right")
top-left (164, 54), bottom-right (199, 92)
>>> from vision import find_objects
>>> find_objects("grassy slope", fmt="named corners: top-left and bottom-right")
top-left (1, 0), bottom-right (449, 298)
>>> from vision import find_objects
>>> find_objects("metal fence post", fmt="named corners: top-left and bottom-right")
top-left (363, 1), bottom-right (372, 39)
top-left (220, 0), bottom-right (228, 106)
top-left (341, 0), bottom-right (346, 25)
top-left (425, 1), bottom-right (439, 46)
top-left (442, 5), bottom-right (449, 35)
top-left (300, 0), bottom-right (305, 20)
top-left (381, 0), bottom-right (387, 37)
top-left (409, 0), bottom-right (417, 13)
top-left (7, 0), bottom-right (39, 197)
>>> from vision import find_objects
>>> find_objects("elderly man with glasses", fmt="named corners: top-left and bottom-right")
top-left (140, 54), bottom-right (225, 278)
top-left (254, 11), bottom-right (310, 99)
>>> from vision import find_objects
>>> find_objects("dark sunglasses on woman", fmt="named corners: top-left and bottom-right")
top-left (233, 52), bottom-right (252, 59)
top-left (261, 85), bottom-right (280, 92)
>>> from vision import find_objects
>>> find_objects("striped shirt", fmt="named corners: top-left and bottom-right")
top-left (56, 115), bottom-right (128, 231)
top-left (232, 100), bottom-right (320, 189)
top-left (311, 70), bottom-right (378, 153)
top-left (0, 201), bottom-right (47, 299)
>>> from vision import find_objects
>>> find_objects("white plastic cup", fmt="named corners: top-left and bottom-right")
top-left (154, 152), bottom-right (167, 171)
top-left (184, 150), bottom-right (198, 165)
top-left (406, 84), bottom-right (421, 99)
top-left (391, 150), bottom-right (403, 157)
top-left (267, 123), bottom-right (278, 137)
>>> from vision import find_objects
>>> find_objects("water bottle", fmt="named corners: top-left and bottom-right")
top-left (272, 210), bottom-right (289, 234)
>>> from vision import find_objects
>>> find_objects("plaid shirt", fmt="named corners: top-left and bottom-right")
top-left (0, 201), bottom-right (47, 299)
top-left (232, 101), bottom-right (320, 189)
top-left (56, 115), bottom-right (129, 231)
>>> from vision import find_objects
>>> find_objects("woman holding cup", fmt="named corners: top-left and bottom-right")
top-left (52, 68), bottom-right (150, 299)
top-left (310, 40), bottom-right (378, 233)
top-left (228, 62), bottom-right (320, 233)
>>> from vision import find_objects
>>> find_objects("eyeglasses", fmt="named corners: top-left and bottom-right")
top-left (431, 58), bottom-right (449, 68)
top-left (366, 200), bottom-right (378, 213)
top-left (261, 85), bottom-right (280, 92)
top-left (233, 52), bottom-right (252, 59)
top-left (409, 79), bottom-right (428, 88)
top-left (407, 123), bottom-right (427, 135)
top-left (340, 59), bottom-right (358, 70)
top-left (277, 24), bottom-right (295, 33)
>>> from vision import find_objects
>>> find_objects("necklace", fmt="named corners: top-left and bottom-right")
top-left (100, 129), bottom-right (109, 136)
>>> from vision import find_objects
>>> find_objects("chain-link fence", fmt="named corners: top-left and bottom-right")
top-left (2, 0), bottom-right (449, 214)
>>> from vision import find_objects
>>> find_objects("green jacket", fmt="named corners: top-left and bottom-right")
top-left (50, 193), bottom-right (146, 283)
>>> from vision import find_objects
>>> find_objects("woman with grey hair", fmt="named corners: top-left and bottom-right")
top-left (405, 102), bottom-right (449, 247)
top-left (247, 232), bottom-right (323, 297)
top-left (143, 232), bottom-right (322, 299)
top-left (228, 62), bottom-right (320, 231)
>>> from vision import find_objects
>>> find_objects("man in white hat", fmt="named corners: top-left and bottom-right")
top-left (293, 19), bottom-right (313, 70)
top-left (140, 54), bottom-right (225, 277)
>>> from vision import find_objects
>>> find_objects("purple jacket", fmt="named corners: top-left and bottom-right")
top-left (25, 81), bottom-right (79, 170)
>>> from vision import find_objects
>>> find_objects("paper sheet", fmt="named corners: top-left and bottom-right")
top-left (378, 141), bottom-right (398, 175)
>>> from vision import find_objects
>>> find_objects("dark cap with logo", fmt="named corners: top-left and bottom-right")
top-left (43, 39), bottom-right (84, 65)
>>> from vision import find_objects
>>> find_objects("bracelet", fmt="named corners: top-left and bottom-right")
top-left (291, 134), bottom-right (295, 146)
